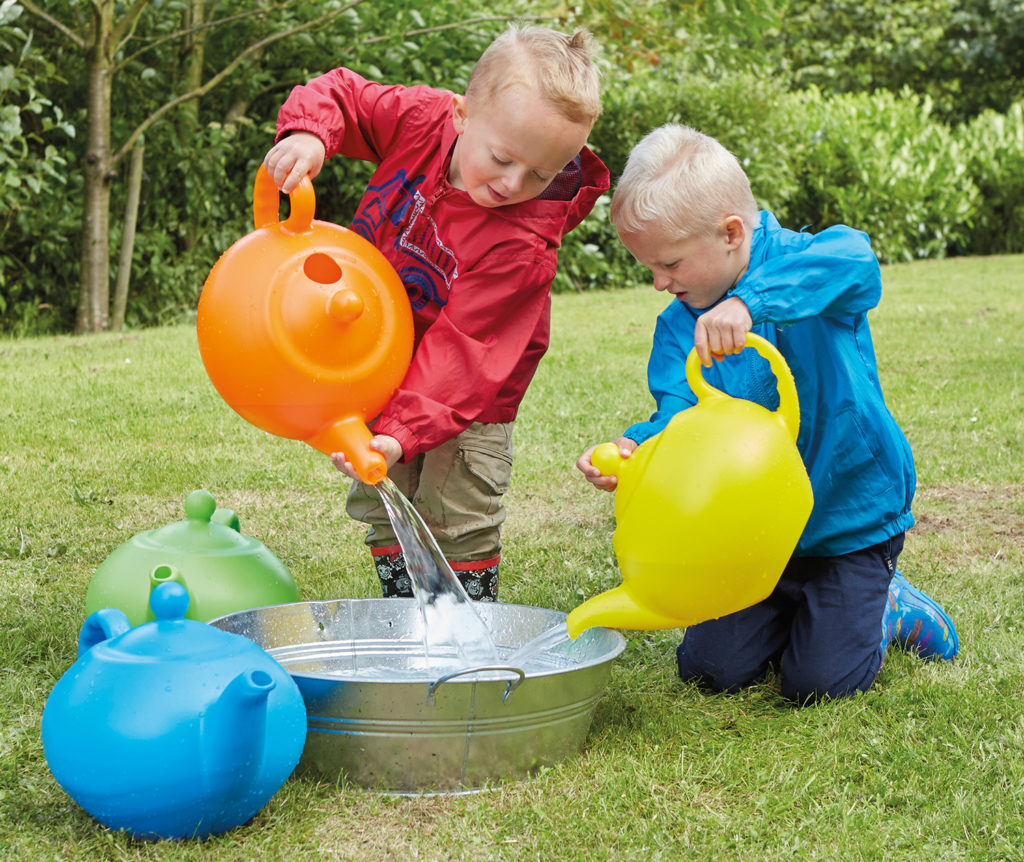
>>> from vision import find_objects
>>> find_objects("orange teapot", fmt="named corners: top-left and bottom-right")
top-left (566, 333), bottom-right (814, 638)
top-left (197, 166), bottom-right (413, 484)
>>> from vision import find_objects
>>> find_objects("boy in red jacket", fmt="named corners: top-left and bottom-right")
top-left (264, 26), bottom-right (609, 600)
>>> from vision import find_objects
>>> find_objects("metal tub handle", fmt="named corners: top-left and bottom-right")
top-left (426, 665), bottom-right (526, 705)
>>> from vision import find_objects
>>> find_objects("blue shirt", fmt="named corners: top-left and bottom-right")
top-left (624, 210), bottom-right (915, 557)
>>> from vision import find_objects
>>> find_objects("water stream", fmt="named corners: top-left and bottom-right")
top-left (504, 622), bottom-right (573, 667)
top-left (354, 477), bottom-right (594, 682)
top-left (377, 478), bottom-right (500, 670)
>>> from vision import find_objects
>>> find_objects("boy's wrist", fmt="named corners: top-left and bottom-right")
top-left (729, 284), bottom-right (762, 324)
top-left (371, 415), bottom-right (417, 463)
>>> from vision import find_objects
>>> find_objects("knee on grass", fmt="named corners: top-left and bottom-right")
top-left (676, 642), bottom-right (768, 694)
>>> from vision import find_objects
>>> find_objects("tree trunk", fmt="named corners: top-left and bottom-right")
top-left (178, 0), bottom-right (205, 252)
top-left (111, 138), bottom-right (145, 331)
top-left (75, 1), bottom-right (116, 334)
top-left (23, 0), bottom-right (374, 334)
top-left (179, 0), bottom-right (205, 131)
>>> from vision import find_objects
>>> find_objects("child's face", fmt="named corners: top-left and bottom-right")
top-left (619, 218), bottom-right (749, 310)
top-left (449, 85), bottom-right (591, 208)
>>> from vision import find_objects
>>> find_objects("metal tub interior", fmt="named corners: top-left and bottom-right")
top-left (210, 599), bottom-right (626, 794)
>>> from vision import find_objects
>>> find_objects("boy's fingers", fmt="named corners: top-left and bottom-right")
top-left (282, 164), bottom-right (307, 194)
top-left (726, 323), bottom-right (748, 354)
top-left (693, 322), bottom-right (711, 366)
top-left (329, 452), bottom-right (359, 480)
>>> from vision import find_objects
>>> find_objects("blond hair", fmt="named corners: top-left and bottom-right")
top-left (466, 25), bottom-right (601, 128)
top-left (610, 124), bottom-right (758, 238)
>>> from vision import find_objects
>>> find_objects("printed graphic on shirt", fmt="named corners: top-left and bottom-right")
top-left (352, 169), bottom-right (458, 311)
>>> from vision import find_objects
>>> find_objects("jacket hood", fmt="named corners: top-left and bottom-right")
top-left (499, 145), bottom-right (610, 246)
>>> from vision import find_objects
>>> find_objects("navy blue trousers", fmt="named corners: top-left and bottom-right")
top-left (676, 534), bottom-right (905, 704)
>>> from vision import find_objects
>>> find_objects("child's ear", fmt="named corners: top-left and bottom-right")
top-left (452, 94), bottom-right (468, 133)
top-left (722, 215), bottom-right (748, 250)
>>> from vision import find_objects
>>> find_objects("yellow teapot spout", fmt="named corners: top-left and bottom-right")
top-left (566, 586), bottom-right (685, 639)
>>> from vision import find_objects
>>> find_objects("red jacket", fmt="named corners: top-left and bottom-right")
top-left (276, 68), bottom-right (610, 461)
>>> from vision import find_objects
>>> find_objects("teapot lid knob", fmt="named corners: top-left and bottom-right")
top-left (591, 442), bottom-right (625, 477)
top-left (183, 489), bottom-right (217, 522)
top-left (149, 581), bottom-right (190, 621)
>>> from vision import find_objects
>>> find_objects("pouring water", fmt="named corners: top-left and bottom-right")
top-left (377, 478), bottom-right (500, 670)
top-left (505, 622), bottom-right (573, 667)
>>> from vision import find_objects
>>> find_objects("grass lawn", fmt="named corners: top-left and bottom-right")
top-left (1, 254), bottom-right (1022, 860)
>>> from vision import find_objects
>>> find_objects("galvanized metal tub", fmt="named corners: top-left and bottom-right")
top-left (209, 599), bottom-right (625, 794)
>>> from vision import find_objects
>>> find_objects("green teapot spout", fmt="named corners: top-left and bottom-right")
top-left (566, 586), bottom-right (685, 639)
top-left (146, 565), bottom-right (192, 621)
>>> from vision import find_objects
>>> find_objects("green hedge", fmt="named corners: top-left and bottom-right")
top-left (0, 22), bottom-right (77, 336)
top-left (3, 68), bottom-right (1023, 333)
top-left (584, 72), bottom-right (1021, 266)
top-left (959, 102), bottom-right (1024, 255)
top-left (780, 86), bottom-right (981, 262)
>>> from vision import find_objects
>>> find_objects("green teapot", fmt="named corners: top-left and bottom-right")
top-left (85, 490), bottom-right (300, 626)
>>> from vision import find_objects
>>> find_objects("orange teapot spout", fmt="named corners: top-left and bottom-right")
top-left (197, 166), bottom-right (413, 485)
top-left (567, 333), bottom-right (813, 638)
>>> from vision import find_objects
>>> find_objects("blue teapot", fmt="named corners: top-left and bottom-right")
top-left (41, 582), bottom-right (307, 840)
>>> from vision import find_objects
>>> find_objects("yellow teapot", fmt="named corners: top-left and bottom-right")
top-left (566, 333), bottom-right (813, 639)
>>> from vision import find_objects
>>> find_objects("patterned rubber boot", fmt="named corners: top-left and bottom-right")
top-left (453, 563), bottom-right (499, 602)
top-left (881, 571), bottom-right (959, 660)
top-left (373, 551), bottom-right (413, 598)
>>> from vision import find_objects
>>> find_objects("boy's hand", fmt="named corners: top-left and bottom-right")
top-left (330, 435), bottom-right (403, 482)
top-left (264, 132), bottom-right (327, 193)
top-left (576, 438), bottom-right (637, 491)
top-left (694, 297), bottom-right (753, 366)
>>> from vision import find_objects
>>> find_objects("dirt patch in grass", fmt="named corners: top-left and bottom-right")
top-left (913, 484), bottom-right (1023, 551)
top-left (311, 795), bottom-right (475, 861)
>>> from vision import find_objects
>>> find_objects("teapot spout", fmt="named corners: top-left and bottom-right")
top-left (566, 585), bottom-right (687, 639)
top-left (147, 565), bottom-right (192, 622)
top-left (307, 415), bottom-right (387, 485)
top-left (202, 669), bottom-right (276, 797)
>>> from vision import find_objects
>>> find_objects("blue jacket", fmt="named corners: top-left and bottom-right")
top-left (624, 210), bottom-right (915, 557)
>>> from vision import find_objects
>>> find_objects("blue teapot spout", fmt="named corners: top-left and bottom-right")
top-left (201, 668), bottom-right (277, 798)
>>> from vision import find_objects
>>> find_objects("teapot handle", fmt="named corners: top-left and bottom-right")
top-left (685, 332), bottom-right (801, 442)
top-left (252, 164), bottom-right (316, 235)
top-left (77, 607), bottom-right (132, 657)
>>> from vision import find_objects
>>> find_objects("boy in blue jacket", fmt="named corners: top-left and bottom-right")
top-left (577, 124), bottom-right (958, 704)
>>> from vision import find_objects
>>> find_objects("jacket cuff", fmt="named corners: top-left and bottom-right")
top-left (370, 415), bottom-right (418, 463)
top-left (729, 283), bottom-right (764, 324)
top-left (274, 123), bottom-right (334, 153)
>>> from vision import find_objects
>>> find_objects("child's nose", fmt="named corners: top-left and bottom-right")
top-left (501, 168), bottom-right (527, 194)
top-left (653, 272), bottom-right (672, 291)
